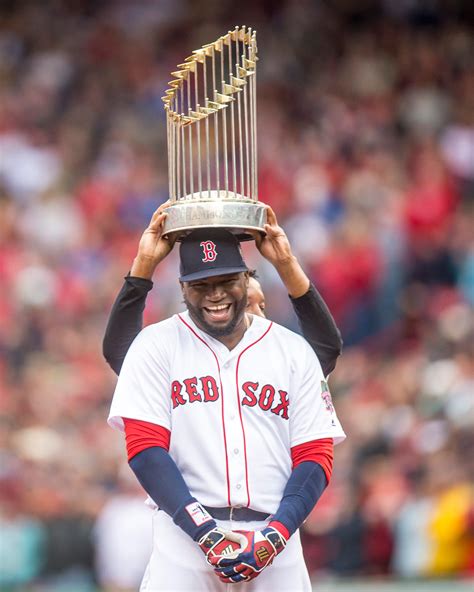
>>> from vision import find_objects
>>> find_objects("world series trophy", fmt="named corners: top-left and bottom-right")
top-left (161, 26), bottom-right (266, 240)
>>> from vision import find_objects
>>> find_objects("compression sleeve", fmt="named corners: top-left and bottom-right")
top-left (128, 445), bottom-right (216, 541)
top-left (102, 274), bottom-right (153, 374)
top-left (290, 283), bottom-right (342, 377)
top-left (269, 461), bottom-right (328, 538)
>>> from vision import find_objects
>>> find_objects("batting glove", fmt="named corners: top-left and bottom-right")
top-left (215, 524), bottom-right (288, 583)
top-left (198, 527), bottom-right (247, 568)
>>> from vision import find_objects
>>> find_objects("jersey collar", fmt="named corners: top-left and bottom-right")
top-left (177, 310), bottom-right (272, 360)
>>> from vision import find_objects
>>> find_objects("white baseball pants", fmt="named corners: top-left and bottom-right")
top-left (140, 509), bottom-right (312, 592)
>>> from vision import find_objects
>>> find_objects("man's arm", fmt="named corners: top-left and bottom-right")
top-left (290, 284), bottom-right (342, 376)
top-left (102, 202), bottom-right (175, 375)
top-left (215, 440), bottom-right (333, 584)
top-left (254, 206), bottom-right (342, 376)
top-left (125, 419), bottom-right (244, 566)
top-left (102, 276), bottom-right (153, 374)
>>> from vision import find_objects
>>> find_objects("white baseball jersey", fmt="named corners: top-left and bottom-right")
top-left (108, 311), bottom-right (346, 514)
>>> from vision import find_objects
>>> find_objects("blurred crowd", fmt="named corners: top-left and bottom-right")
top-left (0, 0), bottom-right (473, 590)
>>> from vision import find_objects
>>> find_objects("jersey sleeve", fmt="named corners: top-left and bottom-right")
top-left (102, 274), bottom-right (153, 375)
top-left (289, 339), bottom-right (346, 447)
top-left (290, 283), bottom-right (343, 377)
top-left (108, 322), bottom-right (173, 433)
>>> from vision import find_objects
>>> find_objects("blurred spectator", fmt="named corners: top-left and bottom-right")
top-left (94, 464), bottom-right (153, 592)
top-left (0, 482), bottom-right (46, 588)
top-left (391, 468), bottom-right (434, 578)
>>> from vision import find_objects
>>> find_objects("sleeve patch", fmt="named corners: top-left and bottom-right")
top-left (321, 380), bottom-right (335, 413)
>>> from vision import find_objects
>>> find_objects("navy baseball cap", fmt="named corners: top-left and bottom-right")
top-left (179, 228), bottom-right (249, 282)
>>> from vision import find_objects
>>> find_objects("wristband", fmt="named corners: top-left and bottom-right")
top-left (173, 499), bottom-right (216, 541)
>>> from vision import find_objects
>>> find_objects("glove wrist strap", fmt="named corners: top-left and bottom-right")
top-left (267, 520), bottom-right (290, 542)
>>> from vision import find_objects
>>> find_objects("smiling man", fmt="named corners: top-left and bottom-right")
top-left (179, 229), bottom-right (250, 348)
top-left (108, 226), bottom-right (346, 591)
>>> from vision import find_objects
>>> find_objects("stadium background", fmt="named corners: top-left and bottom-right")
top-left (0, 0), bottom-right (473, 590)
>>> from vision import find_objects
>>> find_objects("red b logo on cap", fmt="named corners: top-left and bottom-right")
top-left (200, 241), bottom-right (217, 262)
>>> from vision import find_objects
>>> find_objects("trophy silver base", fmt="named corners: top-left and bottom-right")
top-left (162, 192), bottom-right (267, 241)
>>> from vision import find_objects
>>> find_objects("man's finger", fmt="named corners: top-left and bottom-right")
top-left (263, 224), bottom-right (284, 238)
top-left (149, 212), bottom-right (168, 231)
top-left (215, 562), bottom-right (247, 576)
top-left (265, 205), bottom-right (278, 226)
top-left (149, 209), bottom-right (163, 226)
top-left (166, 232), bottom-right (179, 249)
top-left (218, 572), bottom-right (249, 583)
top-left (150, 200), bottom-right (172, 224)
top-left (158, 199), bottom-right (172, 212)
top-left (246, 229), bottom-right (260, 242)
top-left (251, 230), bottom-right (268, 248)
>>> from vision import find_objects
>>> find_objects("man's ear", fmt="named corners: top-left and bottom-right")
top-left (179, 280), bottom-right (185, 295)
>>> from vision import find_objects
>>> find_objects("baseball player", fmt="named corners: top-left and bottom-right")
top-left (103, 203), bottom-right (342, 378)
top-left (108, 227), bottom-right (346, 591)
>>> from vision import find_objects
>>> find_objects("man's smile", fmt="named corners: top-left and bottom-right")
top-left (202, 303), bottom-right (233, 323)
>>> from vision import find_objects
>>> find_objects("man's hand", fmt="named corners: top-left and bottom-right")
top-left (130, 200), bottom-right (177, 279)
top-left (214, 525), bottom-right (287, 583)
top-left (254, 206), bottom-right (294, 268)
top-left (198, 527), bottom-right (247, 568)
top-left (253, 206), bottom-right (310, 299)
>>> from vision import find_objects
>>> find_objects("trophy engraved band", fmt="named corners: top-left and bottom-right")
top-left (161, 26), bottom-right (266, 239)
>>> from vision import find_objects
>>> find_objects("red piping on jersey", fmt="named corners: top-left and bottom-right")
top-left (235, 322), bottom-right (273, 508)
top-left (178, 314), bottom-right (231, 506)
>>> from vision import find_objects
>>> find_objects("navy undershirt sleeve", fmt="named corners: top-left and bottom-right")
top-left (102, 275), bottom-right (152, 374)
top-left (129, 446), bottom-right (216, 541)
top-left (271, 461), bottom-right (328, 536)
top-left (290, 283), bottom-right (343, 376)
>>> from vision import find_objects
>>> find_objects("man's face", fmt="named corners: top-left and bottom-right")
top-left (181, 272), bottom-right (249, 338)
top-left (247, 276), bottom-right (266, 317)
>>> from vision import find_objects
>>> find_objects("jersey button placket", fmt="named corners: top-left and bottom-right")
top-left (222, 358), bottom-right (246, 506)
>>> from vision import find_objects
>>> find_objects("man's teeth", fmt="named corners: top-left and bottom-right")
top-left (207, 304), bottom-right (230, 311)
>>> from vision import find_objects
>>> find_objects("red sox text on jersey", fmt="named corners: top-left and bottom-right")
top-left (171, 376), bottom-right (289, 419)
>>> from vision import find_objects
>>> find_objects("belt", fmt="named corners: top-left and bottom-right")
top-left (204, 506), bottom-right (271, 522)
